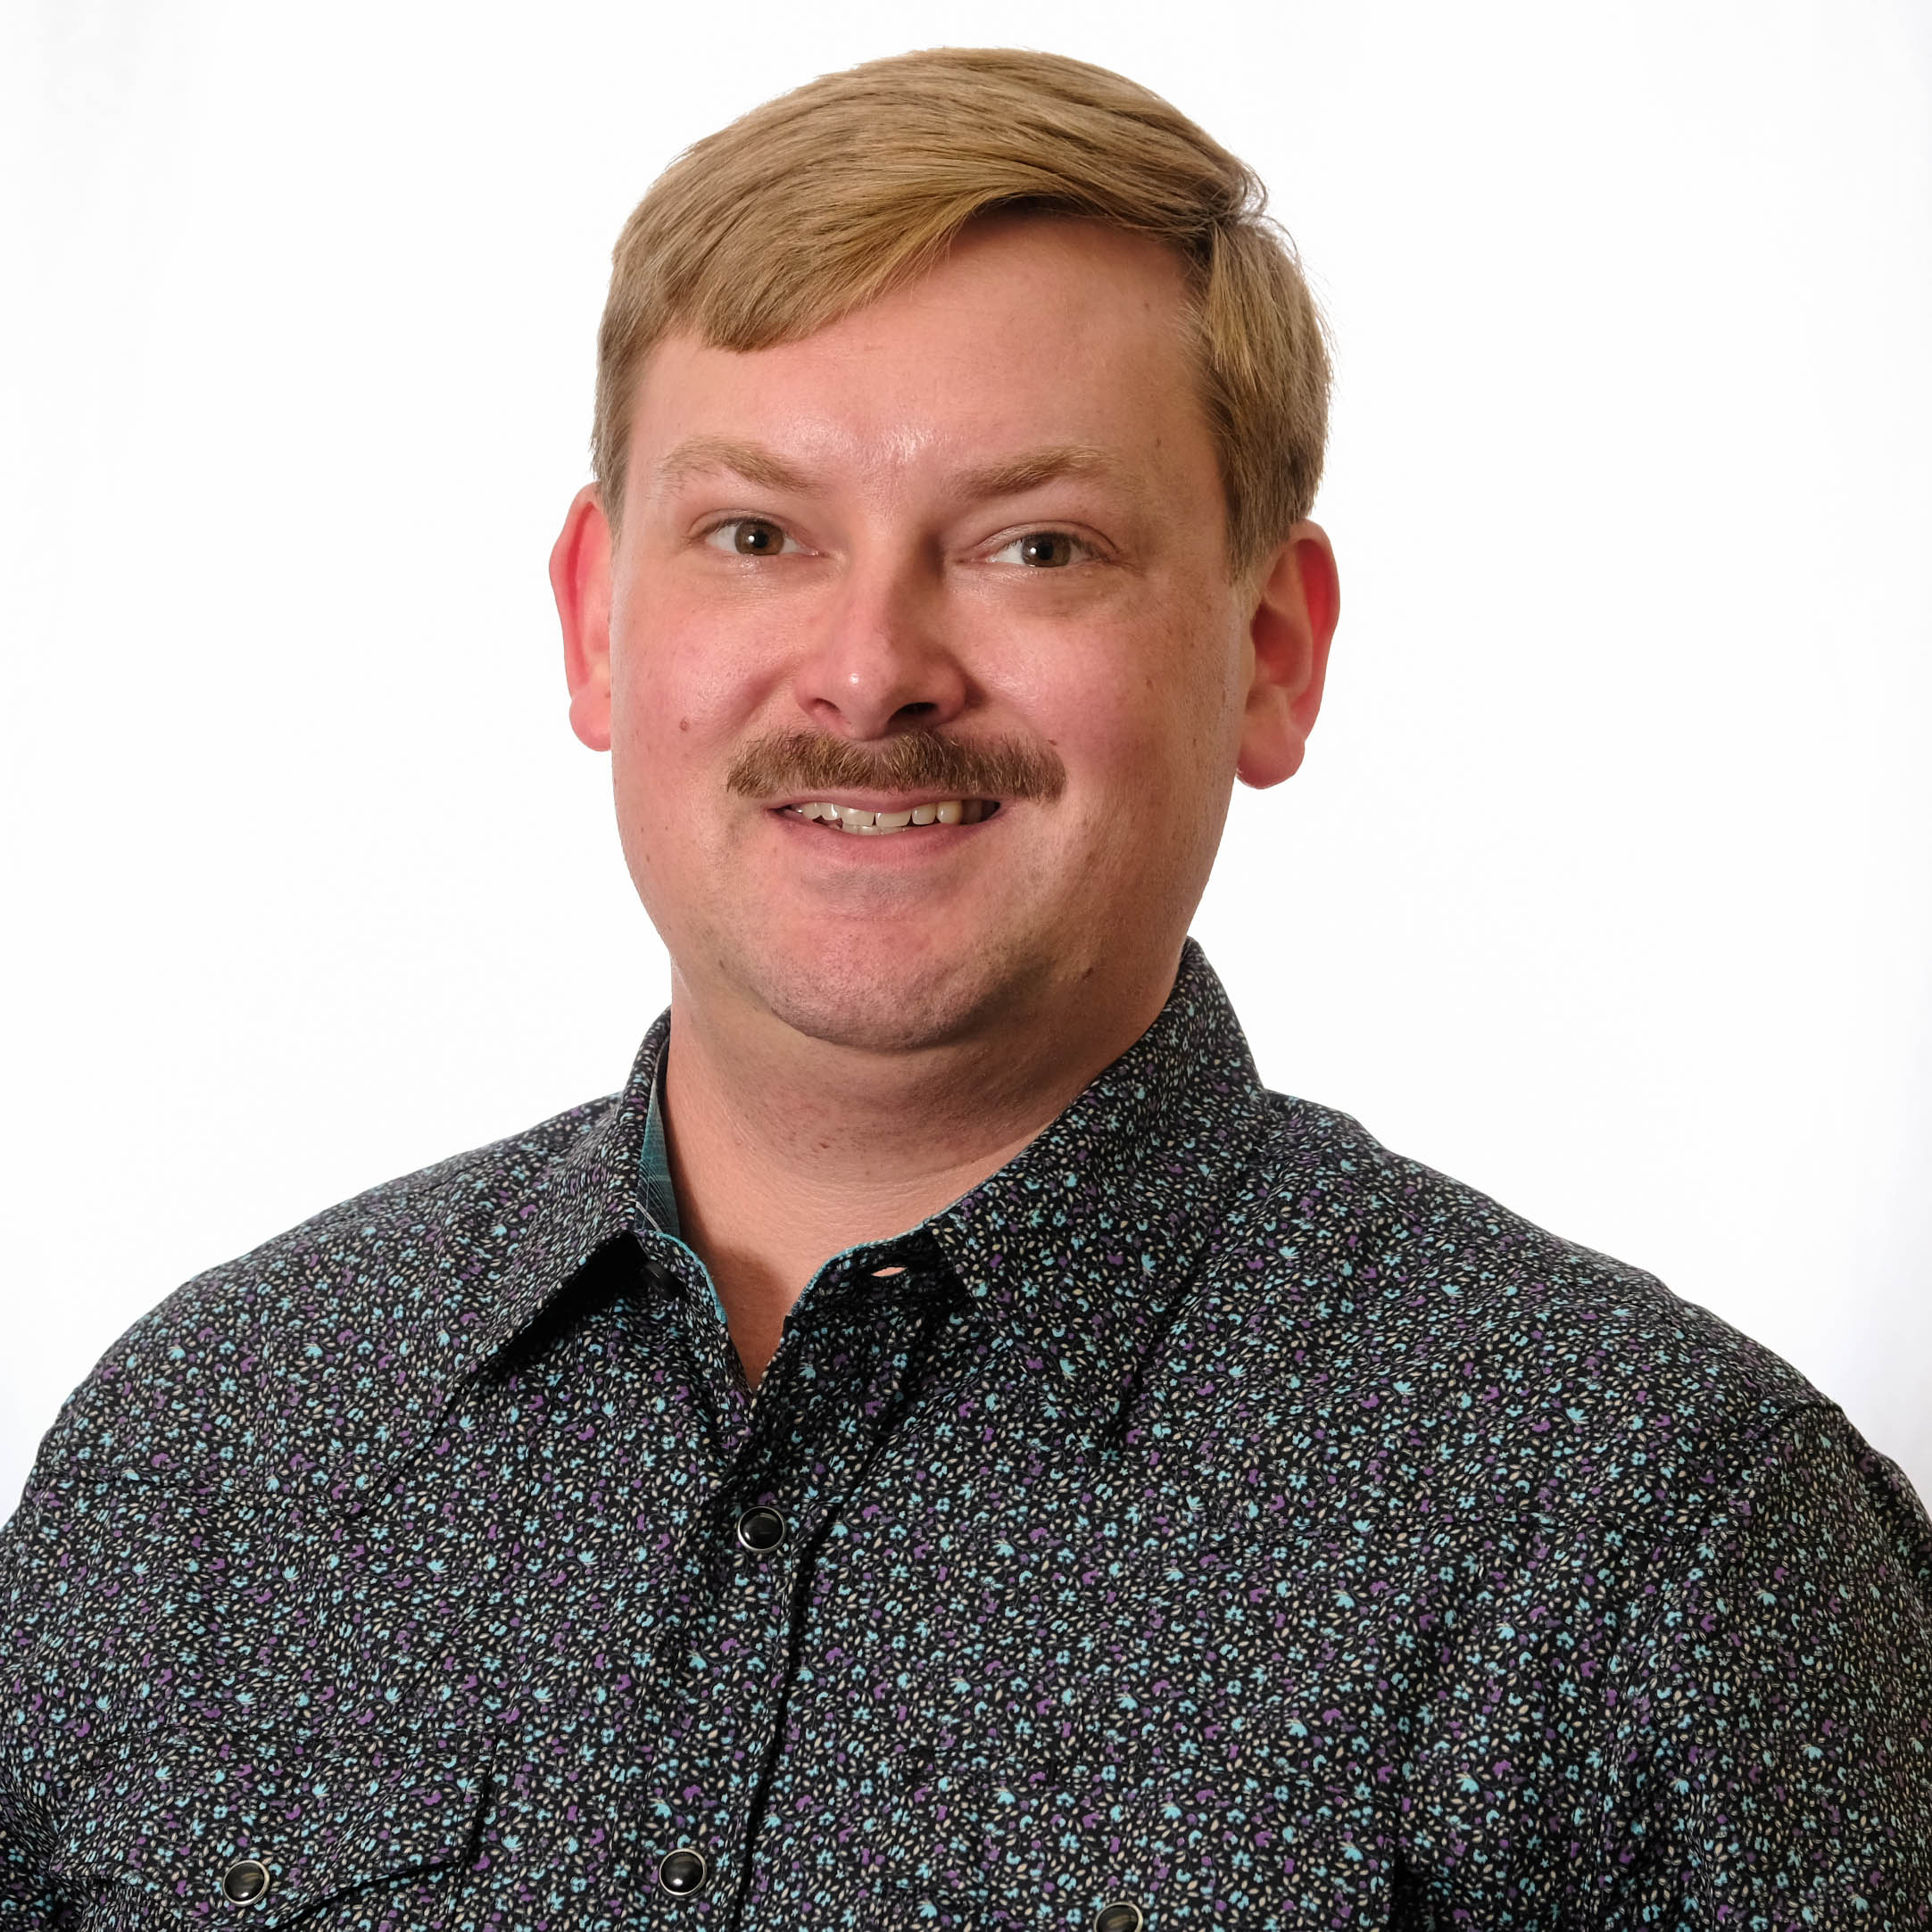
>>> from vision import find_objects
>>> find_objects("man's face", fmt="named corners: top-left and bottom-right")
top-left (557, 217), bottom-right (1332, 1058)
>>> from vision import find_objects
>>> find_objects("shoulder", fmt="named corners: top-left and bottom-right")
top-left (1222, 1089), bottom-right (1831, 1530)
top-left (14, 1094), bottom-right (622, 1509)
top-left (1218, 1099), bottom-right (1932, 1903)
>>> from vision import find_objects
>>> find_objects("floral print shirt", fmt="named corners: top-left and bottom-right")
top-left (4, 941), bottom-right (1928, 1930)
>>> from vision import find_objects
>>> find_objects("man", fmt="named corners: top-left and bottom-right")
top-left (3, 44), bottom-right (1927, 1931)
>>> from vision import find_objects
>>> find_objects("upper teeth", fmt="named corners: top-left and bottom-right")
top-left (788, 799), bottom-right (987, 833)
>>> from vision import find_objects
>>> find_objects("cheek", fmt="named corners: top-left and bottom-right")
top-left (603, 623), bottom-right (753, 914)
top-left (1029, 610), bottom-right (1242, 804)
top-left (609, 599), bottom-right (775, 784)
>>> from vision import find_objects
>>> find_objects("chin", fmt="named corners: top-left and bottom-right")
top-left (734, 932), bottom-right (1040, 1057)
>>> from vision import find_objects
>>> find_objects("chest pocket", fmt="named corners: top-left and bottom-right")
top-left (888, 1750), bottom-right (1395, 1930)
top-left (50, 1718), bottom-right (493, 1928)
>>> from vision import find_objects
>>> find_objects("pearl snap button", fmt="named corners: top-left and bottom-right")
top-left (1095, 1904), bottom-right (1144, 1932)
top-left (734, 1505), bottom-right (786, 1553)
top-left (220, 1860), bottom-right (270, 1905)
top-left (656, 1845), bottom-right (709, 1895)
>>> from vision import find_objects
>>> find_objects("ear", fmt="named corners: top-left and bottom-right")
top-left (550, 484), bottom-right (615, 752)
top-left (1235, 522), bottom-right (1340, 789)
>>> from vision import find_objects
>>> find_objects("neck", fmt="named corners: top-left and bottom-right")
top-left (659, 959), bottom-right (1177, 1385)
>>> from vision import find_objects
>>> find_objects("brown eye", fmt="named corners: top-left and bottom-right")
top-left (1017, 531), bottom-right (1075, 568)
top-left (733, 519), bottom-right (784, 555)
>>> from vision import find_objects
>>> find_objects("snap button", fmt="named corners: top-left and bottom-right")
top-left (1095, 1904), bottom-right (1144, 1932)
top-left (220, 1860), bottom-right (270, 1906)
top-left (734, 1505), bottom-right (786, 1553)
top-left (656, 1845), bottom-right (709, 1896)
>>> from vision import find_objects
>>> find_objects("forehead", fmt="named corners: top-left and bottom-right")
top-left (626, 218), bottom-right (1221, 506)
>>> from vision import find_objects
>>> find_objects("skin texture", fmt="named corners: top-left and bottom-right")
top-left (551, 216), bottom-right (1339, 1381)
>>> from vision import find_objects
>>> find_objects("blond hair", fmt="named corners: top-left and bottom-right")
top-left (593, 48), bottom-right (1329, 575)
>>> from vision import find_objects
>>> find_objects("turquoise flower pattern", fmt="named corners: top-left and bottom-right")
top-left (3, 943), bottom-right (1928, 1928)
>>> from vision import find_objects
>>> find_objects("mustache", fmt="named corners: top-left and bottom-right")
top-left (726, 730), bottom-right (1067, 803)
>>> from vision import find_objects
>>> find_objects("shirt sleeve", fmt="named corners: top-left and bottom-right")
top-left (0, 1328), bottom-right (163, 1931)
top-left (0, 1410), bottom-right (79, 1928)
top-left (1598, 1405), bottom-right (1932, 1929)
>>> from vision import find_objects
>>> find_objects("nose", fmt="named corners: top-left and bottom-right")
top-left (788, 549), bottom-right (969, 741)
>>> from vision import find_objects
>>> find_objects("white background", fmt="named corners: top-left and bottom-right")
top-left (3, 0), bottom-right (1928, 1513)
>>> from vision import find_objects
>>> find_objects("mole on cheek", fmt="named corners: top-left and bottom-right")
top-left (679, 718), bottom-right (692, 733)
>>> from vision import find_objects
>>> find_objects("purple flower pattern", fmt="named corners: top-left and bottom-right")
top-left (4, 942), bottom-right (1928, 1929)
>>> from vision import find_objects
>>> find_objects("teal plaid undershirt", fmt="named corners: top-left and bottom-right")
top-left (639, 1054), bottom-right (683, 1241)
top-left (639, 1054), bottom-right (739, 1343)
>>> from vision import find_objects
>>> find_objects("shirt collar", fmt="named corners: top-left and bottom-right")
top-left (468, 939), bottom-right (1276, 1411)
top-left (925, 938), bottom-right (1274, 1433)
top-left (459, 1013), bottom-right (671, 1371)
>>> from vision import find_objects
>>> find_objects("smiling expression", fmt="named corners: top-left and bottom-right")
top-left (557, 216), bottom-right (1333, 1060)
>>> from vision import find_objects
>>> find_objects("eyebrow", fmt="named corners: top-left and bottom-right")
top-left (650, 436), bottom-right (1136, 508)
top-left (954, 444), bottom-right (1128, 502)
top-left (651, 436), bottom-right (816, 497)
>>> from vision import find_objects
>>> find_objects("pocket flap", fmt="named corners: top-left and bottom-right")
top-left (55, 1719), bottom-right (493, 1926)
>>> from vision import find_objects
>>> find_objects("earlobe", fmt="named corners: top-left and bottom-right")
top-left (551, 484), bottom-right (616, 753)
top-left (1235, 522), bottom-right (1340, 790)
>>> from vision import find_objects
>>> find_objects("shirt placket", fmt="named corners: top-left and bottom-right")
top-left (633, 1231), bottom-right (962, 1923)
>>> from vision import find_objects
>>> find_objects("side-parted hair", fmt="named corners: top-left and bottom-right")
top-left (593, 47), bottom-right (1330, 576)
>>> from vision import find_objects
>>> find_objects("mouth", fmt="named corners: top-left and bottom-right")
top-left (778, 798), bottom-right (999, 836)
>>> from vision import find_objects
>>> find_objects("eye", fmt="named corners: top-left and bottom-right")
top-left (990, 529), bottom-right (1088, 569)
top-left (704, 518), bottom-right (799, 557)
